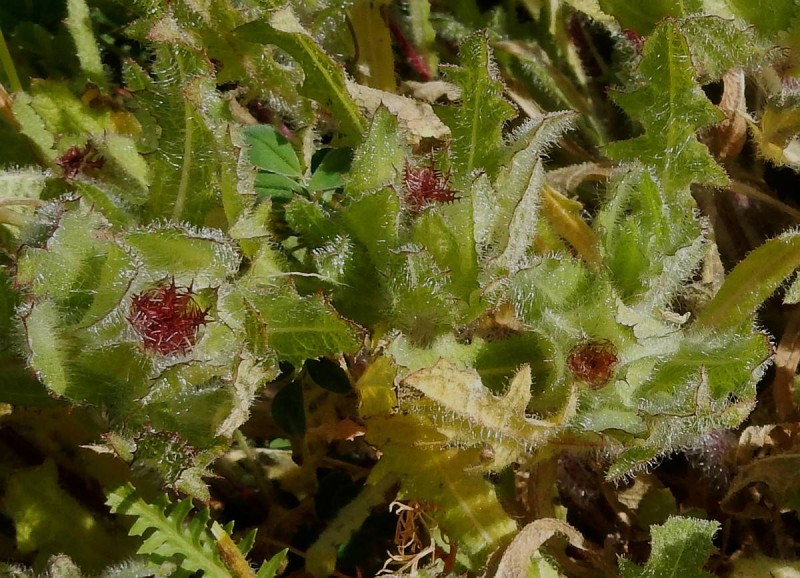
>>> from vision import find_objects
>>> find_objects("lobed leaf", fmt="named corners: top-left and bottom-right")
top-left (236, 7), bottom-right (366, 146)
top-left (436, 31), bottom-right (516, 187)
top-left (605, 21), bottom-right (727, 198)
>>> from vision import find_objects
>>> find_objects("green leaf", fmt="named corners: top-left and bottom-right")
top-left (254, 172), bottom-right (304, 201)
top-left (10, 91), bottom-right (56, 159)
top-left (595, 165), bottom-right (705, 309)
top-left (124, 225), bottom-right (239, 287)
top-left (618, 516), bottom-right (719, 578)
top-left (307, 147), bottom-right (352, 192)
top-left (598, 0), bottom-right (703, 35)
top-left (437, 31), bottom-right (516, 186)
top-left (246, 289), bottom-right (363, 367)
top-left (341, 187), bottom-right (400, 267)
top-left (236, 7), bottom-right (366, 145)
top-left (5, 461), bottom-right (130, 572)
top-left (106, 484), bottom-right (231, 578)
top-left (680, 16), bottom-right (772, 82)
top-left (723, 0), bottom-right (800, 38)
top-left (367, 414), bottom-right (518, 568)
top-left (346, 106), bottom-right (405, 197)
top-left (65, 0), bottom-right (106, 88)
top-left (125, 48), bottom-right (221, 224)
top-left (244, 124), bottom-right (302, 177)
top-left (284, 196), bottom-right (339, 246)
top-left (257, 549), bottom-right (288, 578)
top-left (604, 21), bottom-right (727, 198)
top-left (696, 231), bottom-right (800, 330)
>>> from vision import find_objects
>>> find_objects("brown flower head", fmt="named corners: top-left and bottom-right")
top-left (128, 280), bottom-right (207, 355)
top-left (403, 159), bottom-right (457, 213)
top-left (567, 338), bottom-right (619, 388)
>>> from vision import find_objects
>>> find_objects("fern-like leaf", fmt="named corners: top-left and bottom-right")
top-left (106, 484), bottom-right (234, 578)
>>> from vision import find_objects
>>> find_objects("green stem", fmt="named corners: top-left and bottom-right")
top-left (0, 27), bottom-right (22, 93)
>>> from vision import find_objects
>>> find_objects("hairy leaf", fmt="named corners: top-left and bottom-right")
top-left (437, 31), bottom-right (516, 186)
top-left (618, 516), bottom-right (719, 578)
top-left (605, 21), bottom-right (727, 197)
top-left (107, 484), bottom-right (233, 578)
top-left (236, 7), bottom-right (366, 145)
top-left (697, 231), bottom-right (800, 330)
top-left (65, 0), bottom-right (106, 88)
top-left (367, 414), bottom-right (517, 567)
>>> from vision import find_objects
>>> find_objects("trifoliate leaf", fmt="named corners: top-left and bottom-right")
top-left (605, 21), bottom-right (727, 197)
top-left (244, 124), bottom-right (302, 178)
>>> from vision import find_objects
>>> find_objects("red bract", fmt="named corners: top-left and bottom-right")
top-left (567, 339), bottom-right (619, 388)
top-left (128, 281), bottom-right (207, 355)
top-left (56, 142), bottom-right (105, 180)
top-left (403, 159), bottom-right (458, 213)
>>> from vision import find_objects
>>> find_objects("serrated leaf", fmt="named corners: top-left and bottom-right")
top-left (244, 124), bottom-right (302, 177)
top-left (342, 186), bottom-right (400, 267)
top-left (595, 165), bottom-right (705, 308)
top-left (284, 196), bottom-right (339, 246)
top-left (618, 516), bottom-right (719, 578)
top-left (127, 47), bottom-right (221, 224)
top-left (437, 31), bottom-right (516, 186)
top-left (307, 147), bottom-right (351, 192)
top-left (256, 549), bottom-right (288, 578)
top-left (246, 290), bottom-right (363, 366)
top-left (403, 361), bottom-right (555, 452)
top-left (107, 484), bottom-right (230, 578)
top-left (124, 225), bottom-right (239, 287)
top-left (605, 21), bottom-right (727, 197)
top-left (680, 16), bottom-right (772, 82)
top-left (346, 106), bottom-right (405, 197)
top-left (236, 7), bottom-right (365, 145)
top-left (723, 0), bottom-right (800, 39)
